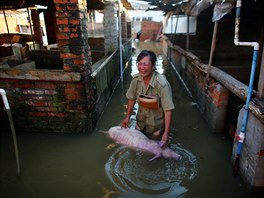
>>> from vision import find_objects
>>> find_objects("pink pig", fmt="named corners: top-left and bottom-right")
top-left (107, 126), bottom-right (182, 161)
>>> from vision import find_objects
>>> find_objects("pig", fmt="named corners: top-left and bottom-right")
top-left (107, 126), bottom-right (182, 161)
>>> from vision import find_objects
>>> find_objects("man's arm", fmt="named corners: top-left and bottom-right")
top-left (121, 99), bottom-right (135, 128)
top-left (162, 110), bottom-right (173, 144)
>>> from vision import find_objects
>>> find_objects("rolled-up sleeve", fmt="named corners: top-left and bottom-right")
top-left (160, 82), bottom-right (175, 111)
top-left (126, 78), bottom-right (137, 100)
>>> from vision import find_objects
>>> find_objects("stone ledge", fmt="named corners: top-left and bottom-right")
top-left (0, 69), bottom-right (81, 82)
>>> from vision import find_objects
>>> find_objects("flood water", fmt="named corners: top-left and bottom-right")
top-left (0, 41), bottom-right (261, 198)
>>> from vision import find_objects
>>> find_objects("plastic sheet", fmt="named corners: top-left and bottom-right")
top-left (212, 1), bottom-right (235, 21)
top-left (186, 0), bottom-right (235, 21)
top-left (187, 0), bottom-right (213, 16)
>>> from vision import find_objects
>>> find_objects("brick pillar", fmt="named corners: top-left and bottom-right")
top-left (209, 82), bottom-right (230, 108)
top-left (121, 12), bottom-right (127, 43)
top-left (55, 0), bottom-right (91, 73)
top-left (103, 3), bottom-right (118, 52)
top-left (31, 8), bottom-right (43, 48)
top-left (54, 0), bottom-right (95, 131)
top-left (207, 80), bottom-right (229, 133)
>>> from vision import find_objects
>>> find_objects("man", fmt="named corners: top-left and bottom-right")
top-left (121, 50), bottom-right (175, 146)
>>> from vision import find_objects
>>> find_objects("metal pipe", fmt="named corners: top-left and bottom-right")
top-left (27, 7), bottom-right (36, 50)
top-left (0, 89), bottom-right (20, 176)
top-left (0, 89), bottom-right (10, 109)
top-left (233, 0), bottom-right (259, 175)
top-left (172, 14), bottom-right (179, 45)
top-left (118, 0), bottom-right (123, 83)
top-left (170, 14), bottom-right (173, 34)
top-left (91, 50), bottom-right (117, 78)
top-left (234, 0), bottom-right (259, 50)
top-left (186, 15), bottom-right (189, 51)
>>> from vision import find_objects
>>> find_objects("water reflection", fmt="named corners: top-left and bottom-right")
top-left (156, 55), bottom-right (164, 74)
top-left (105, 142), bottom-right (197, 197)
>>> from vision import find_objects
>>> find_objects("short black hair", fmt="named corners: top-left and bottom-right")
top-left (136, 50), bottom-right (157, 65)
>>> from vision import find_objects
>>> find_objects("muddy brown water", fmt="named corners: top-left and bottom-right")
top-left (0, 41), bottom-right (261, 198)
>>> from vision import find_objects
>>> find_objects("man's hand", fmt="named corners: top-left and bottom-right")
top-left (161, 133), bottom-right (169, 147)
top-left (121, 99), bottom-right (135, 128)
top-left (121, 117), bottom-right (129, 128)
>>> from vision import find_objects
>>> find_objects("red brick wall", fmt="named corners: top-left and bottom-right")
top-left (0, 78), bottom-right (91, 133)
top-left (140, 21), bottom-right (162, 41)
top-left (0, 0), bottom-right (96, 133)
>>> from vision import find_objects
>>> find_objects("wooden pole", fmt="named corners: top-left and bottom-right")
top-left (206, 21), bottom-right (218, 79)
top-left (2, 7), bottom-right (12, 46)
top-left (204, 21), bottom-right (218, 89)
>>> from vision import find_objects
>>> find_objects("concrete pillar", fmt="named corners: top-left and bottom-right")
top-left (103, 3), bottom-right (118, 52)
top-left (233, 108), bottom-right (264, 189)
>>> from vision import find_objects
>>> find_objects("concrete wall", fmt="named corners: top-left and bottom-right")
top-left (233, 108), bottom-right (264, 190)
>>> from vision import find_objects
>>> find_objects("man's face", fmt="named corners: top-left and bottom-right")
top-left (137, 56), bottom-right (154, 79)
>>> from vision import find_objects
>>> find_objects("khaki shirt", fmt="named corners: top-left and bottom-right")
top-left (126, 71), bottom-right (175, 134)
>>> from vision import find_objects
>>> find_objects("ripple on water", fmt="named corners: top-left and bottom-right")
top-left (105, 143), bottom-right (197, 198)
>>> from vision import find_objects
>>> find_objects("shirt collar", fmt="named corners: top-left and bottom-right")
top-left (149, 71), bottom-right (157, 88)
top-left (137, 71), bottom-right (156, 88)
